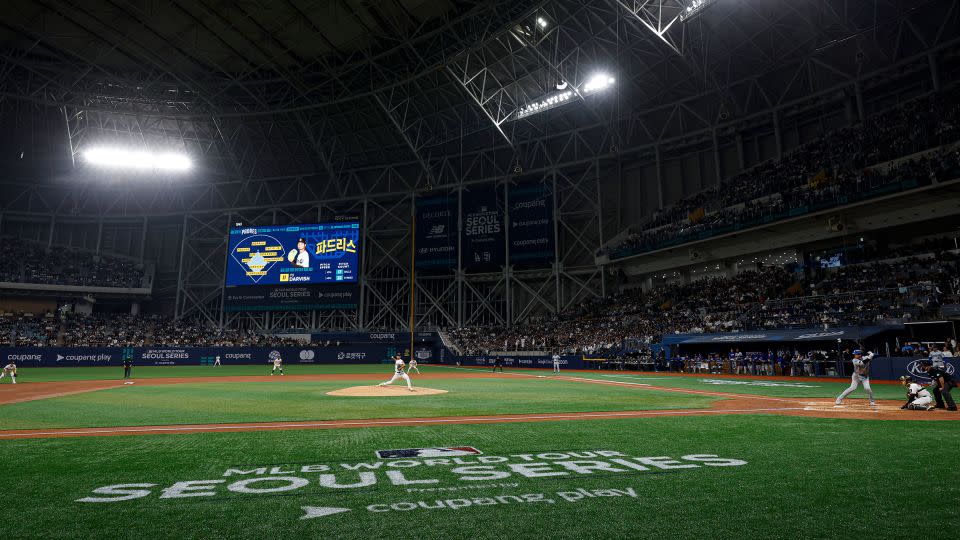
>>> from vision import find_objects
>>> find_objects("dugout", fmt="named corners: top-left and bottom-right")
top-left (666, 326), bottom-right (903, 377)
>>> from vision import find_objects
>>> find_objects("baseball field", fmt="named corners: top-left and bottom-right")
top-left (1, 364), bottom-right (958, 539)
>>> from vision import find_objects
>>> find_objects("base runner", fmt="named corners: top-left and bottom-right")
top-left (270, 355), bottom-right (284, 375)
top-left (899, 376), bottom-right (934, 410)
top-left (0, 362), bottom-right (16, 384)
top-left (379, 355), bottom-right (414, 391)
top-left (835, 350), bottom-right (875, 406)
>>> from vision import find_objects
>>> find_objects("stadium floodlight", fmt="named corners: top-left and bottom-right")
top-left (82, 147), bottom-right (192, 172)
top-left (679, 0), bottom-right (717, 22)
top-left (536, 16), bottom-right (548, 29)
top-left (516, 90), bottom-right (575, 119)
top-left (582, 73), bottom-right (615, 94)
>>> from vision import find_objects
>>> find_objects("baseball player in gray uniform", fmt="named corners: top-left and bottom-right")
top-left (835, 350), bottom-right (875, 406)
top-left (552, 353), bottom-right (561, 374)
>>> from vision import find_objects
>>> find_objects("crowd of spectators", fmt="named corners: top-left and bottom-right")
top-left (0, 237), bottom-right (145, 289)
top-left (447, 248), bottom-right (960, 356)
top-left (1, 248), bottom-right (957, 353)
top-left (0, 312), bottom-right (304, 347)
top-left (604, 92), bottom-right (960, 258)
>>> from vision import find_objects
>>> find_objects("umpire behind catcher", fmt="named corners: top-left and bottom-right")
top-left (920, 361), bottom-right (958, 411)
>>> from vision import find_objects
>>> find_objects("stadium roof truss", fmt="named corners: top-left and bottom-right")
top-left (0, 0), bottom-right (958, 330)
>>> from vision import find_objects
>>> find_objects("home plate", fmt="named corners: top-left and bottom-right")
top-left (804, 402), bottom-right (880, 412)
top-left (326, 386), bottom-right (448, 397)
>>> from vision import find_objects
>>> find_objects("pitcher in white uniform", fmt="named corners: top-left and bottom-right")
top-left (378, 355), bottom-right (414, 391)
top-left (0, 362), bottom-right (16, 384)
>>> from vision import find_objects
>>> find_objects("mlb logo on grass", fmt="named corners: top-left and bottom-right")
top-left (376, 446), bottom-right (483, 459)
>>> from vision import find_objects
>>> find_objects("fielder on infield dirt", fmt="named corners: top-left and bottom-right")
top-left (379, 355), bottom-right (414, 391)
top-left (0, 362), bottom-right (16, 384)
top-left (835, 349), bottom-right (875, 406)
top-left (407, 358), bottom-right (420, 374)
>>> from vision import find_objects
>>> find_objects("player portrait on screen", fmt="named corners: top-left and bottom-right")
top-left (287, 237), bottom-right (311, 268)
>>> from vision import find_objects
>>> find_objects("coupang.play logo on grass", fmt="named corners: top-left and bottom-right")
top-left (75, 447), bottom-right (749, 517)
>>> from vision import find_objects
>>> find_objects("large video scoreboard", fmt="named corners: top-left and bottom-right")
top-left (223, 219), bottom-right (360, 311)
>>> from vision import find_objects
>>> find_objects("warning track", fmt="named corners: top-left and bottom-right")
top-left (0, 371), bottom-right (956, 439)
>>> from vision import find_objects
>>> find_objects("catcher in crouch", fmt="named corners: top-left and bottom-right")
top-left (378, 355), bottom-right (414, 391)
top-left (899, 376), bottom-right (935, 411)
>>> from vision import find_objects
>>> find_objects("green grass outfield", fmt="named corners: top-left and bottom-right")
top-left (1, 416), bottom-right (958, 539)
top-left (0, 375), bottom-right (716, 430)
top-left (445, 366), bottom-right (916, 401)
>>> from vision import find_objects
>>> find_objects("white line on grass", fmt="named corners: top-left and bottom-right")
top-left (431, 365), bottom-right (810, 404)
top-left (0, 407), bottom-right (807, 438)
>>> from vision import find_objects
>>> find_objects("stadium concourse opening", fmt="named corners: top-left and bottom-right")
top-left (1, 0), bottom-right (960, 538)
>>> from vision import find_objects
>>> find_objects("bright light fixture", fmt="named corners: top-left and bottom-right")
top-left (516, 90), bottom-right (575, 119)
top-left (536, 16), bottom-right (548, 28)
top-left (582, 73), bottom-right (615, 94)
top-left (679, 0), bottom-right (717, 22)
top-left (82, 147), bottom-right (192, 172)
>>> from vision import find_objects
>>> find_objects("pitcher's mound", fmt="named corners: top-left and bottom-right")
top-left (326, 385), bottom-right (448, 397)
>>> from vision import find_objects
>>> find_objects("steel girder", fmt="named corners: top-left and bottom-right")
top-left (168, 161), bottom-right (605, 331)
top-left (2, 0), bottom-right (955, 197)
top-left (3, 32), bottom-right (956, 222)
top-left (2, 0), bottom-right (959, 332)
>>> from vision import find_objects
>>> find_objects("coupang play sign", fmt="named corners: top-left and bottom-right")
top-left (76, 448), bottom-right (748, 507)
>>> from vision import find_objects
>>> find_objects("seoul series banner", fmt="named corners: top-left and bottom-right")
top-left (461, 184), bottom-right (504, 270)
top-left (509, 182), bottom-right (555, 266)
top-left (414, 193), bottom-right (458, 270)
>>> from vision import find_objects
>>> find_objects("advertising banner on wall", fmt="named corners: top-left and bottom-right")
top-left (461, 184), bottom-right (504, 270)
top-left (508, 182), bottom-right (555, 266)
top-left (0, 344), bottom-right (446, 368)
top-left (414, 193), bottom-right (458, 270)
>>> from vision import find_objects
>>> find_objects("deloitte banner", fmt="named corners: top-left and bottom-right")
top-left (461, 185), bottom-right (504, 270)
top-left (415, 193), bottom-right (458, 270)
top-left (509, 182), bottom-right (554, 266)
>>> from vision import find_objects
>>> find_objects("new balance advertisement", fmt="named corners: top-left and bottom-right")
top-left (415, 193), bottom-right (458, 270)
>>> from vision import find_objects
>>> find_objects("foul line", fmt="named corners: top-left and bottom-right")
top-left (434, 365), bottom-right (805, 404)
top-left (0, 406), bottom-right (806, 439)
